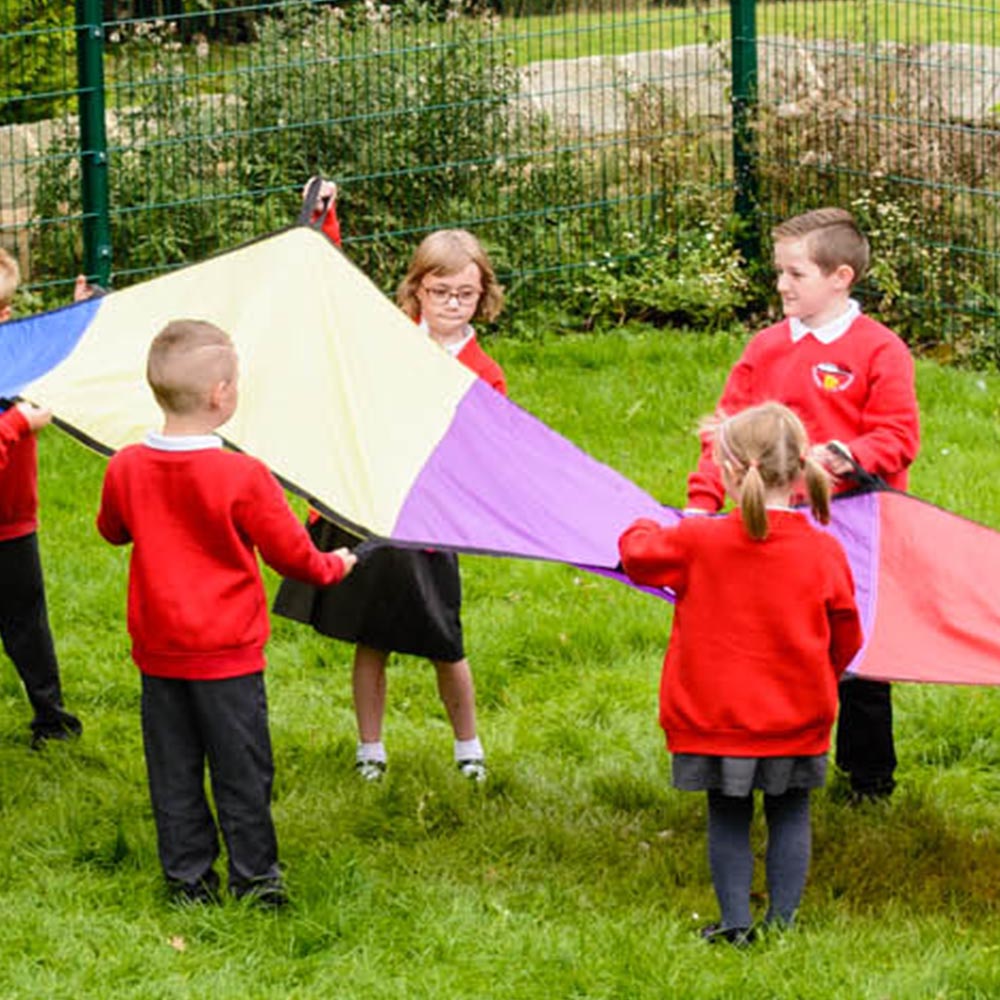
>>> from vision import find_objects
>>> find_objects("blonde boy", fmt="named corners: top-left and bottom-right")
top-left (97, 319), bottom-right (356, 904)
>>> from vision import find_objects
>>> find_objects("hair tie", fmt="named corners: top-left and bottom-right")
top-left (748, 459), bottom-right (760, 470)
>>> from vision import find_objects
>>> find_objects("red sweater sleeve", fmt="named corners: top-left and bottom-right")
top-left (96, 461), bottom-right (130, 545)
top-left (686, 355), bottom-right (754, 511)
top-left (318, 199), bottom-right (342, 247)
top-left (0, 407), bottom-right (31, 472)
top-left (456, 337), bottom-right (507, 396)
top-left (845, 334), bottom-right (920, 481)
top-left (234, 462), bottom-right (346, 586)
top-left (826, 539), bottom-right (864, 676)
top-left (618, 517), bottom-right (688, 591)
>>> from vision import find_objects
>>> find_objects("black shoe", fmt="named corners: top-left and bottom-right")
top-left (170, 871), bottom-right (221, 905)
top-left (30, 709), bottom-right (82, 750)
top-left (848, 776), bottom-right (896, 805)
top-left (700, 922), bottom-right (756, 947)
top-left (233, 879), bottom-right (289, 910)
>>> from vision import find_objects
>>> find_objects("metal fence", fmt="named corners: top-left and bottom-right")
top-left (1, 1), bottom-right (998, 351)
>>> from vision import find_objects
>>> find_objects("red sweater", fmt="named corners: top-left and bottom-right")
top-left (619, 510), bottom-right (863, 757)
top-left (688, 315), bottom-right (920, 511)
top-left (97, 439), bottom-right (347, 679)
top-left (455, 335), bottom-right (507, 395)
top-left (0, 406), bottom-right (39, 542)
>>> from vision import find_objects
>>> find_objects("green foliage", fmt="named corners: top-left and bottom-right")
top-left (548, 218), bottom-right (750, 333)
top-left (0, 1), bottom-right (75, 124)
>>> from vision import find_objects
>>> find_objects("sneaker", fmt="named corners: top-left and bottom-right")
top-left (700, 922), bottom-right (755, 947)
top-left (30, 709), bottom-right (82, 750)
top-left (355, 759), bottom-right (387, 782)
top-left (232, 879), bottom-right (289, 910)
top-left (169, 870), bottom-right (221, 906)
top-left (457, 758), bottom-right (487, 782)
top-left (699, 922), bottom-right (756, 947)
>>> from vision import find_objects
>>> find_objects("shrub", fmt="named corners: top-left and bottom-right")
top-left (0, 1), bottom-right (75, 124)
top-left (752, 39), bottom-right (1000, 362)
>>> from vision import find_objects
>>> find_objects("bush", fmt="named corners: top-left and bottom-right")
top-left (752, 42), bottom-right (1000, 362)
top-left (0, 1), bottom-right (75, 124)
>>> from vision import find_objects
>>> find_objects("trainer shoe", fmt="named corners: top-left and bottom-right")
top-left (699, 922), bottom-right (756, 947)
top-left (355, 759), bottom-right (387, 782)
top-left (457, 758), bottom-right (487, 782)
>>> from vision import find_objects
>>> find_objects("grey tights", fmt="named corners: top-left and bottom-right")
top-left (706, 788), bottom-right (812, 930)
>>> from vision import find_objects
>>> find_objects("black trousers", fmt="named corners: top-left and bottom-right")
top-left (0, 533), bottom-right (66, 727)
top-left (835, 677), bottom-right (897, 795)
top-left (140, 672), bottom-right (281, 896)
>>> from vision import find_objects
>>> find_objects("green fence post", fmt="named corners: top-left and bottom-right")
top-left (730, 0), bottom-right (759, 263)
top-left (75, 0), bottom-right (111, 287)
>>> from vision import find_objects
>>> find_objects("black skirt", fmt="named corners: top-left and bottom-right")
top-left (272, 519), bottom-right (465, 662)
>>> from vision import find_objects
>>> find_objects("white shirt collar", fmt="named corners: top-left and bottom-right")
top-left (144, 431), bottom-right (223, 452)
top-left (789, 298), bottom-right (860, 344)
top-left (418, 319), bottom-right (475, 357)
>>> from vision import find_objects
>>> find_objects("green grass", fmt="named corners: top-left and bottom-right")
top-left (101, 0), bottom-right (1000, 88)
top-left (3, 327), bottom-right (1000, 997)
top-left (505, 0), bottom-right (1000, 62)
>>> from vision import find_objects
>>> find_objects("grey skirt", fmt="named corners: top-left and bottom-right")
top-left (672, 753), bottom-right (828, 797)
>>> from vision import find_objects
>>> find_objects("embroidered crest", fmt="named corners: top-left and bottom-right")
top-left (813, 362), bottom-right (855, 392)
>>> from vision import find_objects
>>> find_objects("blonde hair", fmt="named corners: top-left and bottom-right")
top-left (397, 229), bottom-right (504, 323)
top-left (0, 247), bottom-right (21, 310)
top-left (706, 401), bottom-right (831, 541)
top-left (146, 319), bottom-right (237, 416)
top-left (772, 207), bottom-right (870, 284)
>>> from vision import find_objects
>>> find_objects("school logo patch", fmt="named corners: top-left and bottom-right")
top-left (812, 362), bottom-right (855, 392)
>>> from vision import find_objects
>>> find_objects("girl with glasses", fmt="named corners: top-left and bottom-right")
top-left (275, 183), bottom-right (506, 781)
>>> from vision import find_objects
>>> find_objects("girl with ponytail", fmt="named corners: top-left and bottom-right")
top-left (618, 401), bottom-right (862, 944)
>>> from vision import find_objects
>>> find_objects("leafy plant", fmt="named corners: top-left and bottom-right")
top-left (0, 1), bottom-right (75, 124)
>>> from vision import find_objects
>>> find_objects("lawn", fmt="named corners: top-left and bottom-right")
top-left (101, 0), bottom-right (1000, 90)
top-left (2, 326), bottom-right (1000, 998)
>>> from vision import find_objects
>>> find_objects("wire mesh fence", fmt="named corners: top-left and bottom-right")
top-left (1, 1), bottom-right (998, 355)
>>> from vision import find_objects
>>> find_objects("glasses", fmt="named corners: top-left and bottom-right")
top-left (421, 283), bottom-right (482, 306)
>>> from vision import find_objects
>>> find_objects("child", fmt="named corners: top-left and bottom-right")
top-left (686, 208), bottom-right (920, 802)
top-left (96, 319), bottom-right (356, 905)
top-left (621, 402), bottom-right (863, 942)
top-left (274, 186), bottom-right (504, 781)
top-left (0, 247), bottom-right (83, 749)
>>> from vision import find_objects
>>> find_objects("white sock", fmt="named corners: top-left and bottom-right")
top-left (356, 741), bottom-right (386, 764)
top-left (454, 737), bottom-right (484, 762)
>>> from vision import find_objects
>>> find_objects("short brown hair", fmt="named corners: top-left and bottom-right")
top-left (397, 229), bottom-right (504, 323)
top-left (146, 319), bottom-right (237, 416)
top-left (772, 208), bottom-right (870, 284)
top-left (0, 247), bottom-right (21, 310)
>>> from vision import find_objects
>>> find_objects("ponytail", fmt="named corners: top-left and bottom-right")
top-left (738, 464), bottom-right (769, 540)
top-left (803, 454), bottom-right (832, 524)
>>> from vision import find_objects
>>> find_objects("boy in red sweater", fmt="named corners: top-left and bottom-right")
top-left (97, 319), bottom-right (356, 906)
top-left (686, 208), bottom-right (920, 802)
top-left (623, 402), bottom-right (863, 941)
top-left (0, 247), bottom-right (83, 749)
